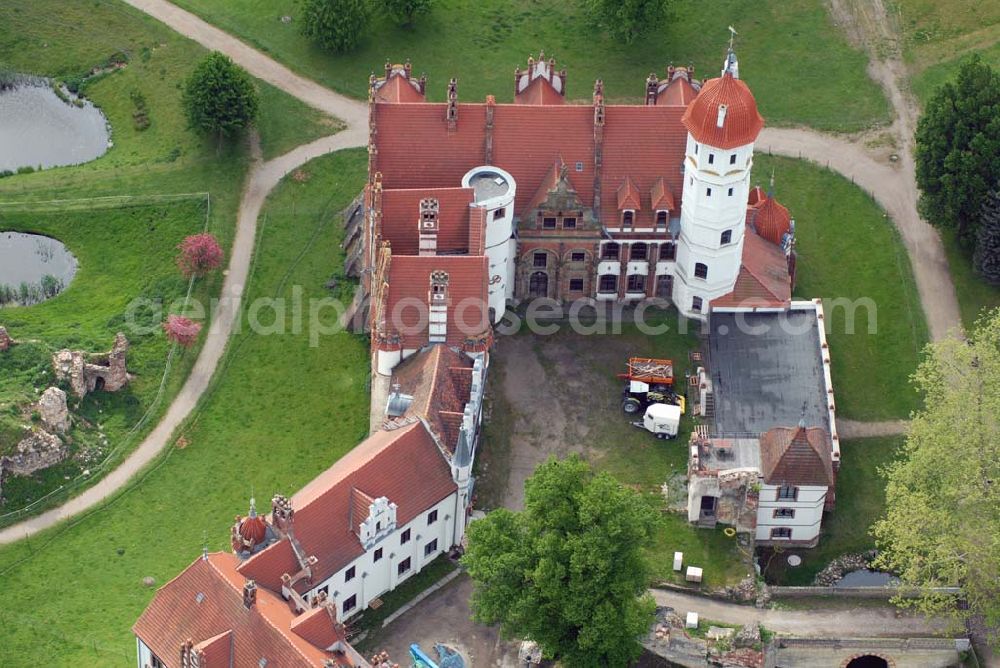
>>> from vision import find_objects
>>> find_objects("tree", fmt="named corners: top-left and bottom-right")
top-left (163, 314), bottom-right (203, 347)
top-left (300, 0), bottom-right (370, 52)
top-left (974, 190), bottom-right (1000, 285)
top-left (380, 0), bottom-right (431, 26)
top-left (586, 0), bottom-right (671, 45)
top-left (915, 55), bottom-right (1000, 246)
top-left (462, 456), bottom-right (657, 666)
top-left (873, 309), bottom-right (1000, 642)
top-left (176, 233), bottom-right (224, 278)
top-left (182, 52), bottom-right (259, 141)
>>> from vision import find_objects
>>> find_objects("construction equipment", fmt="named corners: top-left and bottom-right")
top-left (633, 402), bottom-right (682, 439)
top-left (617, 357), bottom-right (684, 415)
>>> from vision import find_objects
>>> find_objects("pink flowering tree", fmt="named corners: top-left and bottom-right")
top-left (176, 233), bottom-right (224, 278)
top-left (163, 314), bottom-right (203, 348)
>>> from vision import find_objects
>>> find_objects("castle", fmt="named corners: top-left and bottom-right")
top-left (345, 48), bottom-right (797, 382)
top-left (132, 49), bottom-right (839, 668)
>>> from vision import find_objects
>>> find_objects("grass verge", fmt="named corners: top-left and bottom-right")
top-left (166, 0), bottom-right (888, 132)
top-left (0, 149), bottom-right (369, 667)
top-left (755, 155), bottom-right (929, 421)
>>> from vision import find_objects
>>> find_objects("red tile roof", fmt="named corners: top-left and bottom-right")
top-left (617, 176), bottom-right (641, 210)
top-left (748, 193), bottom-right (792, 246)
top-left (385, 255), bottom-right (490, 348)
top-left (514, 76), bottom-right (566, 105)
top-left (389, 345), bottom-right (474, 454)
top-left (373, 102), bottom-right (688, 228)
top-left (760, 426), bottom-right (834, 487)
top-left (240, 422), bottom-right (457, 591)
top-left (134, 552), bottom-right (359, 668)
top-left (380, 187), bottom-right (475, 255)
top-left (682, 74), bottom-right (764, 149)
top-left (650, 177), bottom-right (675, 211)
top-left (657, 74), bottom-right (699, 106)
top-left (194, 630), bottom-right (232, 667)
top-left (712, 229), bottom-right (792, 309)
top-left (374, 72), bottom-right (426, 103)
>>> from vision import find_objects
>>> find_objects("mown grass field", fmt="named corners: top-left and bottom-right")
top-left (940, 231), bottom-right (1000, 331)
top-left (0, 199), bottom-right (215, 510)
top-left (0, 149), bottom-right (369, 667)
top-left (755, 155), bottom-right (929, 421)
top-left (763, 436), bottom-right (904, 586)
top-left (167, 0), bottom-right (889, 132)
top-left (895, 0), bottom-right (1000, 105)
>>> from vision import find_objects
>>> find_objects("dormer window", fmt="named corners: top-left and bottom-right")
top-left (622, 210), bottom-right (634, 227)
top-left (716, 104), bottom-right (728, 128)
top-left (656, 210), bottom-right (668, 228)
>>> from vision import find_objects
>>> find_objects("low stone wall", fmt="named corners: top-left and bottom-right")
top-left (770, 585), bottom-right (962, 599)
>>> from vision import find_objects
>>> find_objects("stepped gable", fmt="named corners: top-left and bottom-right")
top-left (134, 552), bottom-right (359, 667)
top-left (238, 422), bottom-right (456, 593)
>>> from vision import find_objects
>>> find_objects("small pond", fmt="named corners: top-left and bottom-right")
top-left (834, 569), bottom-right (898, 587)
top-left (0, 232), bottom-right (78, 306)
top-left (0, 81), bottom-right (110, 172)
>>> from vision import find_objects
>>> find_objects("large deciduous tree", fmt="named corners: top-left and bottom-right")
top-left (586, 0), bottom-right (671, 45)
top-left (300, 0), bottom-right (370, 52)
top-left (176, 233), bottom-right (224, 278)
top-left (873, 309), bottom-right (1000, 641)
top-left (915, 55), bottom-right (1000, 246)
top-left (974, 190), bottom-right (1000, 286)
top-left (462, 456), bottom-right (657, 667)
top-left (182, 52), bottom-right (259, 142)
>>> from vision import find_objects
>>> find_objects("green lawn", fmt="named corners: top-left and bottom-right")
top-left (755, 155), bottom-right (929, 421)
top-left (940, 230), bottom-right (1000, 330)
top-left (166, 0), bottom-right (888, 132)
top-left (0, 149), bottom-right (369, 667)
top-left (763, 436), bottom-right (904, 586)
top-left (0, 199), bottom-right (217, 511)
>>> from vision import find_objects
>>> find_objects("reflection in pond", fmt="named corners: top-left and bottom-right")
top-left (834, 569), bottom-right (898, 587)
top-left (0, 232), bottom-right (78, 306)
top-left (0, 80), bottom-right (110, 172)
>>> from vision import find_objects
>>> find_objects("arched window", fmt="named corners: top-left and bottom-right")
top-left (720, 230), bottom-right (732, 245)
top-left (598, 275), bottom-right (617, 293)
top-left (656, 210), bottom-right (668, 227)
top-left (622, 210), bottom-right (634, 227)
top-left (601, 243), bottom-right (619, 260)
top-left (694, 263), bottom-right (708, 279)
top-left (630, 244), bottom-right (647, 260)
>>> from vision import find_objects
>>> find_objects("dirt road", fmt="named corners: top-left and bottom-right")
top-left (652, 588), bottom-right (949, 638)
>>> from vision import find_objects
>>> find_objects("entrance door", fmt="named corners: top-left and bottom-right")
top-left (656, 274), bottom-right (673, 299)
top-left (528, 271), bottom-right (549, 298)
top-left (698, 495), bottom-right (717, 527)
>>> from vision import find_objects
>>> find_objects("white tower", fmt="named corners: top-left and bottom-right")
top-left (462, 166), bottom-right (517, 323)
top-left (673, 50), bottom-right (764, 320)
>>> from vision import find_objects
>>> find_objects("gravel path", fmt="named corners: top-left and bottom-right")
top-left (651, 589), bottom-right (949, 638)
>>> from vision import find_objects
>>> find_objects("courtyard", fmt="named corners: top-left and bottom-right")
top-left (477, 313), bottom-right (751, 588)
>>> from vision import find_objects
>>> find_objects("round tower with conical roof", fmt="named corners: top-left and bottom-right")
top-left (674, 49), bottom-right (764, 320)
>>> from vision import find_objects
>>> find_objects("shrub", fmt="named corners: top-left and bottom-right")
top-left (163, 314), bottom-right (203, 348)
top-left (381, 0), bottom-right (432, 26)
top-left (176, 233), bottom-right (224, 278)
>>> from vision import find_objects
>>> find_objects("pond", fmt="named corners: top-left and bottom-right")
top-left (833, 569), bottom-right (898, 587)
top-left (0, 81), bottom-right (110, 172)
top-left (0, 232), bottom-right (78, 306)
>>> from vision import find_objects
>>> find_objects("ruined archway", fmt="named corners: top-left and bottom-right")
top-left (845, 655), bottom-right (891, 668)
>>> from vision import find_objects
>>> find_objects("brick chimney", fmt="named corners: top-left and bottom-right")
top-left (243, 579), bottom-right (257, 609)
top-left (446, 78), bottom-right (458, 131)
top-left (271, 494), bottom-right (294, 534)
top-left (645, 73), bottom-right (659, 105)
top-left (593, 80), bottom-right (605, 215)
top-left (418, 198), bottom-right (440, 256)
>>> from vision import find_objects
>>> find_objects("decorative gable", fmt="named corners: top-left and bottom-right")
top-left (352, 491), bottom-right (397, 549)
